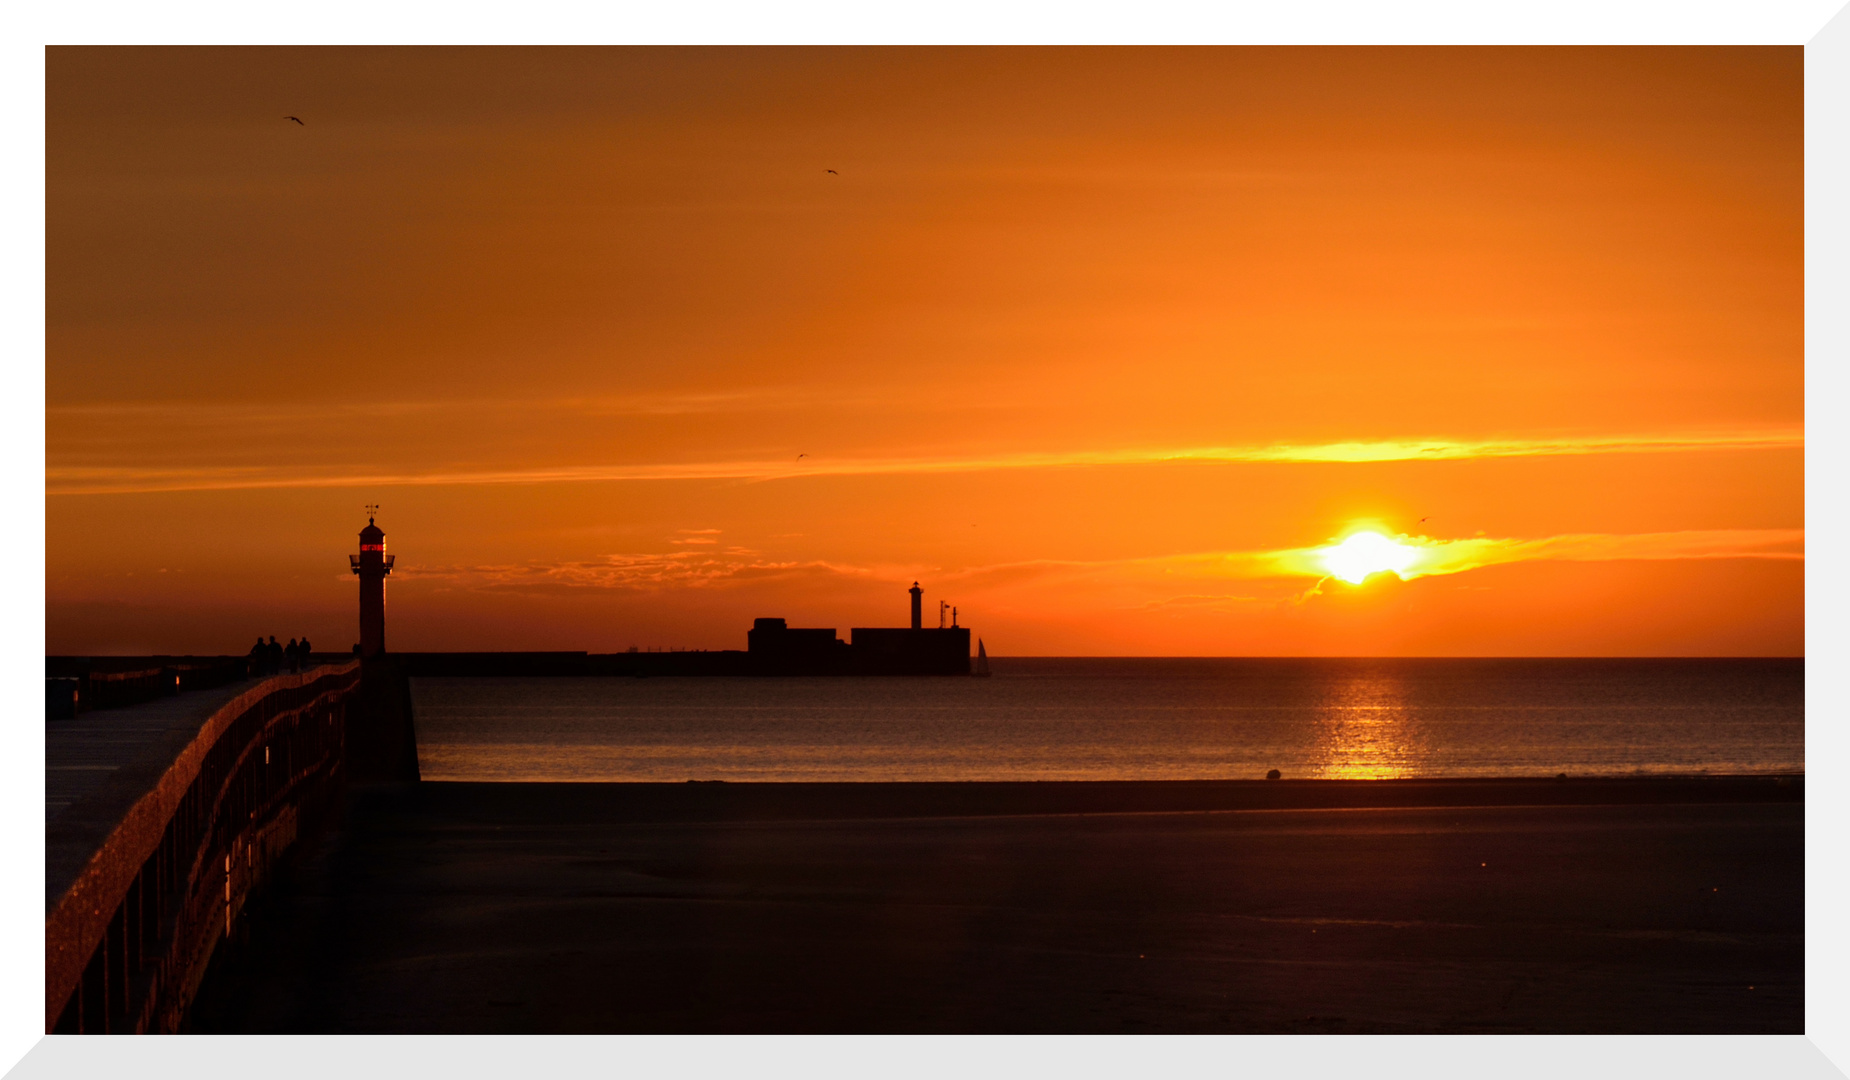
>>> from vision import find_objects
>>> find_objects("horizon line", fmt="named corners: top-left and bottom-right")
top-left (42, 650), bottom-right (1806, 660)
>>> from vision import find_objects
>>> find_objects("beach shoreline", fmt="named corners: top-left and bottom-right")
top-left (385, 773), bottom-right (1805, 822)
top-left (187, 775), bottom-right (1804, 1034)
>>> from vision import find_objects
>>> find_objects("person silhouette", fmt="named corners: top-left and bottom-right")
top-left (267, 636), bottom-right (283, 675)
top-left (286, 638), bottom-right (301, 673)
top-left (299, 637), bottom-right (313, 667)
top-left (249, 636), bottom-right (266, 676)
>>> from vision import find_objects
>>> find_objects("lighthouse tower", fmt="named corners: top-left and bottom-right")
top-left (349, 508), bottom-right (394, 657)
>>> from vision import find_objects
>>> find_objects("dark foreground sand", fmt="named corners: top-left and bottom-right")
top-left (188, 778), bottom-right (1802, 1033)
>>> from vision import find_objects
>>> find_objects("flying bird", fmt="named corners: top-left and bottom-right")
top-left (825, 169), bottom-right (838, 175)
top-left (797, 453), bottom-right (808, 459)
top-left (1420, 517), bottom-right (1429, 522)
top-left (284, 116), bottom-right (305, 125)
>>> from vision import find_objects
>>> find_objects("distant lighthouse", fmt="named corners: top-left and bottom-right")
top-left (909, 581), bottom-right (923, 629)
top-left (350, 508), bottom-right (394, 657)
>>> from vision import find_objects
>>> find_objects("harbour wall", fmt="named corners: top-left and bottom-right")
top-left (394, 641), bottom-right (971, 678)
top-left (44, 662), bottom-right (387, 1033)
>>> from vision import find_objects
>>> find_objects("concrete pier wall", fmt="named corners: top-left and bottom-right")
top-left (349, 657), bottom-right (421, 783)
top-left (389, 645), bottom-right (975, 679)
top-left (46, 656), bottom-right (252, 718)
top-left (45, 662), bottom-right (361, 1033)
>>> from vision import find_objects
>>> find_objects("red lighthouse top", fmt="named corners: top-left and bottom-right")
top-left (352, 509), bottom-right (393, 577)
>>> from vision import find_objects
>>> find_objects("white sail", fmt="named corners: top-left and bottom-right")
top-left (973, 638), bottom-right (991, 676)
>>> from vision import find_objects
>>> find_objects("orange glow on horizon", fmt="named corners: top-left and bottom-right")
top-left (45, 47), bottom-right (1803, 657)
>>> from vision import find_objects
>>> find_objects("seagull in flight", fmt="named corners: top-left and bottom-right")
top-left (284, 116), bottom-right (305, 125)
top-left (797, 453), bottom-right (808, 459)
top-left (825, 169), bottom-right (837, 175)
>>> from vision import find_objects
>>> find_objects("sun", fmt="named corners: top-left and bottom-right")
top-left (1321, 531), bottom-right (1420, 585)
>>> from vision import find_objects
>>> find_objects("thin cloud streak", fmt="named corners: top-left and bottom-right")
top-left (959, 529), bottom-right (1805, 592)
top-left (1228, 432), bottom-right (1801, 463)
top-left (1254, 528), bottom-right (1805, 582)
top-left (44, 382), bottom-right (1007, 424)
top-left (45, 429), bottom-right (1803, 496)
top-left (406, 552), bottom-right (877, 592)
top-left (406, 529), bottom-right (1802, 597)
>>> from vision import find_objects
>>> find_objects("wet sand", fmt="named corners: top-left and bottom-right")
top-left (188, 778), bottom-right (1803, 1033)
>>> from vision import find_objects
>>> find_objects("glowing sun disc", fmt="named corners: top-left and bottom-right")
top-left (1323, 531), bottom-right (1418, 584)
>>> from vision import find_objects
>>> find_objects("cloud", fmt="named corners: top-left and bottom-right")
top-left (1221, 432), bottom-right (1803, 463)
top-left (934, 558), bottom-right (1104, 589)
top-left (45, 428), bottom-right (1802, 495)
top-left (1137, 593), bottom-right (1271, 610)
top-left (44, 387), bottom-right (884, 425)
top-left (1149, 528), bottom-right (1805, 587)
top-left (1278, 528), bottom-right (1803, 581)
top-left (389, 527), bottom-right (1799, 604)
top-left (926, 529), bottom-right (1804, 608)
top-left (404, 551), bottom-right (874, 593)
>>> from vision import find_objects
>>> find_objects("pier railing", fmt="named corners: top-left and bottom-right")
top-left (45, 661), bottom-right (361, 1033)
top-left (46, 657), bottom-right (255, 719)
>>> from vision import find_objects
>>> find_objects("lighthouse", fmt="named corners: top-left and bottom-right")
top-left (349, 508), bottom-right (394, 657)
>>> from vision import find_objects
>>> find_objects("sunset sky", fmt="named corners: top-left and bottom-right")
top-left (45, 46), bottom-right (1803, 656)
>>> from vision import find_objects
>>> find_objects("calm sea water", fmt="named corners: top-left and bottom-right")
top-left (409, 658), bottom-right (1804, 783)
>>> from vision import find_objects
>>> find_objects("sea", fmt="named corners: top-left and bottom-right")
top-left (408, 657), bottom-right (1804, 783)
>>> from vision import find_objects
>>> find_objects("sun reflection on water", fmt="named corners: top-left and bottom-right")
top-left (1309, 669), bottom-right (1428, 779)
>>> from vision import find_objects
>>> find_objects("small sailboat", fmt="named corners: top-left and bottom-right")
top-left (972, 638), bottom-right (991, 677)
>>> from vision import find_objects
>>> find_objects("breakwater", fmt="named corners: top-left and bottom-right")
top-left (46, 656), bottom-right (254, 718)
top-left (45, 663), bottom-right (364, 1033)
top-left (394, 643), bottom-right (971, 678)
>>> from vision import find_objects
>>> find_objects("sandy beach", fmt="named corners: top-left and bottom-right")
top-left (185, 777), bottom-right (1801, 1033)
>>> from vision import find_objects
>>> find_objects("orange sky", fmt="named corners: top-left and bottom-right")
top-left (45, 46), bottom-right (1803, 656)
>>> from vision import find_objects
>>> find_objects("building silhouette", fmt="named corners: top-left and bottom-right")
top-left (746, 617), bottom-right (848, 675)
top-left (747, 583), bottom-right (970, 675)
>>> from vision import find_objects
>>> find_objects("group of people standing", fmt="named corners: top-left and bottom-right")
top-left (248, 635), bottom-right (314, 676)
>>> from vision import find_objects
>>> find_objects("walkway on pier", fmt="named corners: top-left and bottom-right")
top-left (45, 662), bottom-right (362, 1033)
top-left (46, 669), bottom-right (329, 901)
